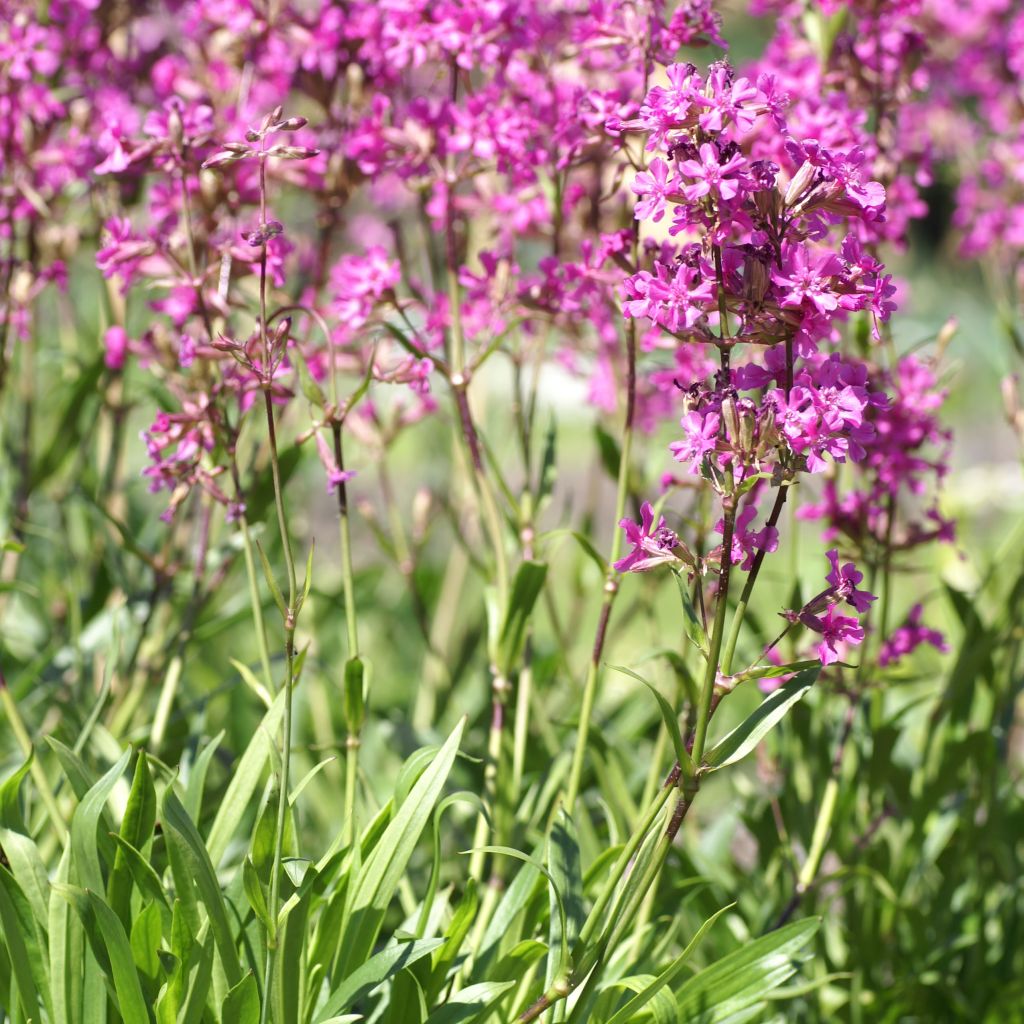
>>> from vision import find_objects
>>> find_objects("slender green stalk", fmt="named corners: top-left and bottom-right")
top-left (237, 511), bottom-right (277, 696)
top-left (565, 318), bottom-right (637, 813)
top-left (254, 125), bottom-right (302, 1024)
top-left (332, 425), bottom-right (362, 845)
top-left (691, 503), bottom-right (737, 765)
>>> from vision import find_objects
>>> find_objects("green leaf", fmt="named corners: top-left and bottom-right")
top-left (468, 846), bottom-right (568, 979)
top-left (675, 917), bottom-right (820, 1020)
top-left (129, 900), bottom-right (163, 980)
top-left (232, 657), bottom-right (274, 709)
top-left (384, 968), bottom-right (427, 1024)
top-left (337, 719), bottom-right (464, 974)
top-left (545, 809), bottom-right (583, 991)
top-left (296, 357), bottom-right (327, 408)
top-left (0, 864), bottom-right (54, 1020)
top-left (540, 529), bottom-right (607, 576)
top-left (496, 561), bottom-right (547, 676)
top-left (110, 835), bottom-right (170, 911)
top-left (0, 828), bottom-right (50, 928)
top-left (536, 416), bottom-right (558, 506)
top-left (223, 971), bottom-right (261, 1024)
top-left (609, 665), bottom-right (694, 777)
top-left (422, 981), bottom-right (515, 1023)
top-left (313, 939), bottom-right (444, 1022)
top-left (703, 667), bottom-right (819, 771)
top-left (184, 730), bottom-right (225, 821)
top-left (671, 568), bottom-right (709, 658)
top-left (474, 848), bottom-right (543, 976)
top-left (48, 846), bottom-right (81, 1024)
top-left (604, 904), bottom-right (732, 1024)
top-left (109, 751), bottom-right (157, 929)
top-left (160, 787), bottom-right (244, 986)
top-left (243, 855), bottom-right (272, 932)
top-left (46, 736), bottom-right (95, 800)
top-left (300, 540), bottom-right (316, 611)
top-left (206, 690), bottom-right (285, 866)
top-left (87, 890), bottom-right (150, 1024)
top-left (0, 751), bottom-right (33, 831)
top-left (70, 747), bottom-right (132, 893)
top-left (255, 537), bottom-right (288, 617)
top-left (290, 756), bottom-right (338, 805)
top-left (593, 423), bottom-right (621, 481)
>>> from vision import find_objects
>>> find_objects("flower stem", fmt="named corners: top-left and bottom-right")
top-left (691, 502), bottom-right (737, 765)
top-left (565, 318), bottom-right (637, 813)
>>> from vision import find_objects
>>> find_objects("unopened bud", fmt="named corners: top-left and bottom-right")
top-left (167, 105), bottom-right (184, 149)
top-left (785, 160), bottom-right (816, 207)
top-left (737, 398), bottom-right (757, 452)
top-left (202, 150), bottom-right (245, 170)
top-left (935, 316), bottom-right (958, 358)
top-left (267, 145), bottom-right (320, 161)
top-left (277, 116), bottom-right (308, 132)
top-left (758, 404), bottom-right (780, 452)
top-left (272, 317), bottom-right (292, 352)
top-left (721, 396), bottom-right (741, 446)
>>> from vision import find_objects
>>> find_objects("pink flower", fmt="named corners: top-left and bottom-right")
top-left (878, 605), bottom-right (948, 666)
top-left (669, 409), bottom-right (721, 473)
top-left (825, 549), bottom-right (876, 614)
top-left (614, 501), bottom-right (680, 573)
top-left (632, 159), bottom-right (676, 222)
top-left (104, 326), bottom-right (129, 371)
top-left (801, 605), bottom-right (866, 666)
top-left (677, 142), bottom-right (748, 203)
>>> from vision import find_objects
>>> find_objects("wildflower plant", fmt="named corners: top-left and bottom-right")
top-left (0, 1), bottom-right (1021, 1023)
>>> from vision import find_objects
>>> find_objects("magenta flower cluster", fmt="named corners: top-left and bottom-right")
top-left (0, 0), bottom-right (967, 678)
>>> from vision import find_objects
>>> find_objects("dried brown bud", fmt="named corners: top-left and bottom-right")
top-left (266, 145), bottom-right (320, 161)
top-left (201, 150), bottom-right (245, 170)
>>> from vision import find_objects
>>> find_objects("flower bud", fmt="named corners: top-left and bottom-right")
top-left (757, 404), bottom-right (780, 452)
top-left (276, 116), bottom-right (308, 132)
top-left (785, 160), bottom-right (816, 207)
top-left (737, 398), bottom-right (757, 452)
top-left (167, 105), bottom-right (184, 149)
top-left (721, 396), bottom-right (741, 445)
top-left (267, 145), bottom-right (320, 161)
top-left (202, 149), bottom-right (245, 170)
top-left (936, 316), bottom-right (958, 358)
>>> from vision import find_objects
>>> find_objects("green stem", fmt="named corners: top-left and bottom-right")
top-left (565, 318), bottom-right (637, 813)
top-left (691, 503), bottom-right (737, 765)
top-left (238, 512), bottom-right (277, 696)
top-left (720, 485), bottom-right (789, 677)
top-left (799, 776), bottom-right (839, 891)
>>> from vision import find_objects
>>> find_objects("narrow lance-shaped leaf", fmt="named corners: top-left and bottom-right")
top-left (160, 787), bottom-right (244, 986)
top-left (675, 917), bottom-right (820, 1020)
top-left (609, 664), bottom-right (693, 777)
top-left (604, 903), bottom-right (733, 1024)
top-left (703, 667), bottom-right (820, 772)
top-left (496, 561), bottom-right (547, 676)
top-left (108, 751), bottom-right (157, 929)
top-left (671, 567), bottom-right (709, 658)
top-left (312, 939), bottom-right (445, 1022)
top-left (335, 718), bottom-right (465, 975)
